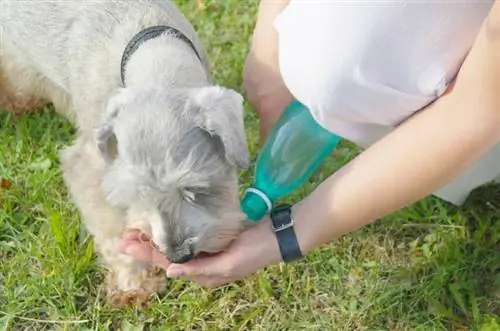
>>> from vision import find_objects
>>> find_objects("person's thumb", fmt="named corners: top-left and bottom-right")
top-left (166, 254), bottom-right (222, 278)
top-left (116, 240), bottom-right (172, 269)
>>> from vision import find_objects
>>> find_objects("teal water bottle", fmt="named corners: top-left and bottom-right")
top-left (241, 100), bottom-right (342, 222)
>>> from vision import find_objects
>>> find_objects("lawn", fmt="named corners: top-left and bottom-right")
top-left (2, 0), bottom-right (500, 330)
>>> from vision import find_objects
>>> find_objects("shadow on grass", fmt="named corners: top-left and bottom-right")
top-left (0, 107), bottom-right (75, 146)
top-left (373, 183), bottom-right (500, 329)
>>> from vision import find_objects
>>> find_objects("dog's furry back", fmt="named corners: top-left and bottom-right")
top-left (0, 0), bottom-right (210, 126)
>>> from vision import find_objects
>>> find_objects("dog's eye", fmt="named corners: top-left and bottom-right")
top-left (184, 190), bottom-right (196, 203)
top-left (183, 188), bottom-right (213, 204)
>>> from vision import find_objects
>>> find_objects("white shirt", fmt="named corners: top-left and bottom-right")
top-left (274, 1), bottom-right (499, 205)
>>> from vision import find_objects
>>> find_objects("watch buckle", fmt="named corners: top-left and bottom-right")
top-left (272, 217), bottom-right (294, 232)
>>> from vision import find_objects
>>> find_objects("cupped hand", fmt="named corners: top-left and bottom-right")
top-left (116, 218), bottom-right (282, 288)
top-left (115, 229), bottom-right (172, 269)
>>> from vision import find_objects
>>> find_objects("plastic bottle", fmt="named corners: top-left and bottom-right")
top-left (241, 100), bottom-right (342, 222)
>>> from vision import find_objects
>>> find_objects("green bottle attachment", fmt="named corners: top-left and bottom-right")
top-left (241, 100), bottom-right (342, 222)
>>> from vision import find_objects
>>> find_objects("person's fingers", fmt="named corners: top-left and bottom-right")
top-left (121, 228), bottom-right (143, 240)
top-left (117, 240), bottom-right (171, 268)
top-left (166, 253), bottom-right (229, 278)
top-left (122, 229), bottom-right (153, 244)
top-left (116, 238), bottom-right (133, 253)
top-left (150, 249), bottom-right (172, 269)
top-left (119, 241), bottom-right (154, 261)
top-left (166, 262), bottom-right (202, 278)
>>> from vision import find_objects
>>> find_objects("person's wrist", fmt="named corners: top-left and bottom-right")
top-left (290, 201), bottom-right (316, 256)
top-left (254, 215), bottom-right (284, 266)
top-left (248, 202), bottom-right (313, 267)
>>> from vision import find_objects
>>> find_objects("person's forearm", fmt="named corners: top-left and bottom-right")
top-left (292, 8), bottom-right (500, 255)
top-left (243, 0), bottom-right (293, 144)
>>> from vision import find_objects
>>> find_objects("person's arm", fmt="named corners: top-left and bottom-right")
top-left (243, 0), bottom-right (293, 144)
top-left (290, 2), bottom-right (500, 257)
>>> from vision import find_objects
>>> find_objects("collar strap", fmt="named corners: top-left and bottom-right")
top-left (120, 25), bottom-right (202, 86)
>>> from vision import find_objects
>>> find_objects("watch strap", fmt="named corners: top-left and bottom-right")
top-left (270, 204), bottom-right (303, 263)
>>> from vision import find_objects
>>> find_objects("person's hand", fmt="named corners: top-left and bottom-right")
top-left (165, 219), bottom-right (282, 287)
top-left (116, 229), bottom-right (172, 269)
top-left (116, 218), bottom-right (283, 288)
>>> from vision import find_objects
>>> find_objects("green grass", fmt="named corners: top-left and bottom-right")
top-left (2, 1), bottom-right (500, 330)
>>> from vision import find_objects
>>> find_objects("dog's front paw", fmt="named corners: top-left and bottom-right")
top-left (107, 288), bottom-right (152, 308)
top-left (105, 265), bottom-right (167, 308)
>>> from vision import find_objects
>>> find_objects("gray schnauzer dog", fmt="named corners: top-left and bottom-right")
top-left (0, 0), bottom-right (250, 306)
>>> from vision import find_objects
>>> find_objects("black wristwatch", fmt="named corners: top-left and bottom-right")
top-left (270, 204), bottom-right (303, 263)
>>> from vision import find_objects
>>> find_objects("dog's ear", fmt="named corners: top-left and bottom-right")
top-left (94, 88), bottom-right (131, 163)
top-left (187, 86), bottom-right (250, 169)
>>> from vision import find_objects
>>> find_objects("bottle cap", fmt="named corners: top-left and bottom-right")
top-left (241, 187), bottom-right (272, 222)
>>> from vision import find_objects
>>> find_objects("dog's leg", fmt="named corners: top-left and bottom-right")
top-left (99, 233), bottom-right (167, 308)
top-left (0, 51), bottom-right (51, 114)
top-left (60, 138), bottom-right (166, 308)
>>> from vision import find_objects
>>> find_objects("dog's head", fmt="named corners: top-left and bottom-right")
top-left (94, 86), bottom-right (250, 263)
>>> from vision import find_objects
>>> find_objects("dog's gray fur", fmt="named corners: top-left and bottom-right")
top-left (0, 0), bottom-right (249, 306)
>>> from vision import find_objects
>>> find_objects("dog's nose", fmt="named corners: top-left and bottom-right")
top-left (168, 250), bottom-right (194, 264)
top-left (166, 240), bottom-right (194, 264)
